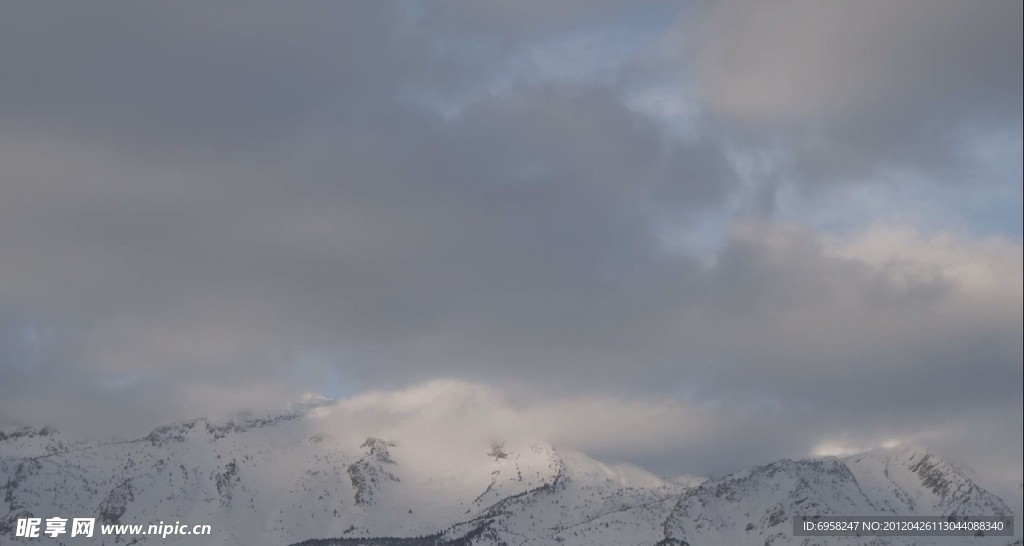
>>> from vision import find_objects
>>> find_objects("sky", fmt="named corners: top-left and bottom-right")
top-left (0, 1), bottom-right (1021, 482)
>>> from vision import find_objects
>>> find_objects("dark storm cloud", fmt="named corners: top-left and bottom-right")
top-left (0, 2), bottom-right (1020, 481)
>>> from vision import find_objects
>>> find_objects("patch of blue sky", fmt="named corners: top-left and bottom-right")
top-left (411, 22), bottom-right (665, 120)
top-left (0, 319), bottom-right (56, 374)
top-left (774, 132), bottom-right (1022, 243)
top-left (289, 348), bottom-right (362, 401)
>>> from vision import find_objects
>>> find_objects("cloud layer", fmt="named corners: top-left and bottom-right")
top-left (0, 2), bottom-right (1020, 481)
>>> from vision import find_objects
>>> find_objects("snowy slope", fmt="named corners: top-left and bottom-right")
top-left (430, 448), bottom-right (688, 546)
top-left (1, 412), bottom-right (565, 545)
top-left (661, 448), bottom-right (1016, 546)
top-left (843, 447), bottom-right (1014, 518)
top-left (2, 405), bottom-right (1020, 546)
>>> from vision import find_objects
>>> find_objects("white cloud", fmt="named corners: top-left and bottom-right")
top-left (309, 379), bottom-right (705, 460)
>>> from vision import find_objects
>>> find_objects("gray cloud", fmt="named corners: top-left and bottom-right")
top-left (0, 2), bottom-right (1020, 482)
top-left (0, 2), bottom-right (438, 157)
top-left (681, 0), bottom-right (1022, 186)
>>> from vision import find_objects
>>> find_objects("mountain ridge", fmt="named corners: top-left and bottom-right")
top-left (1, 408), bottom-right (1019, 545)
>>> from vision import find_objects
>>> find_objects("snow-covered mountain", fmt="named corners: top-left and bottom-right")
top-left (1, 404), bottom-right (1019, 546)
top-left (662, 448), bottom-right (1016, 546)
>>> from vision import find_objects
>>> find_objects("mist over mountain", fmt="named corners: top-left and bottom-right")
top-left (2, 393), bottom-right (1020, 545)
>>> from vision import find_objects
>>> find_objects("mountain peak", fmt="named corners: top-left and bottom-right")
top-left (360, 436), bottom-right (397, 463)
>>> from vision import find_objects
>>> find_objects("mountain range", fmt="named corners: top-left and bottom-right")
top-left (2, 399), bottom-right (1019, 545)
